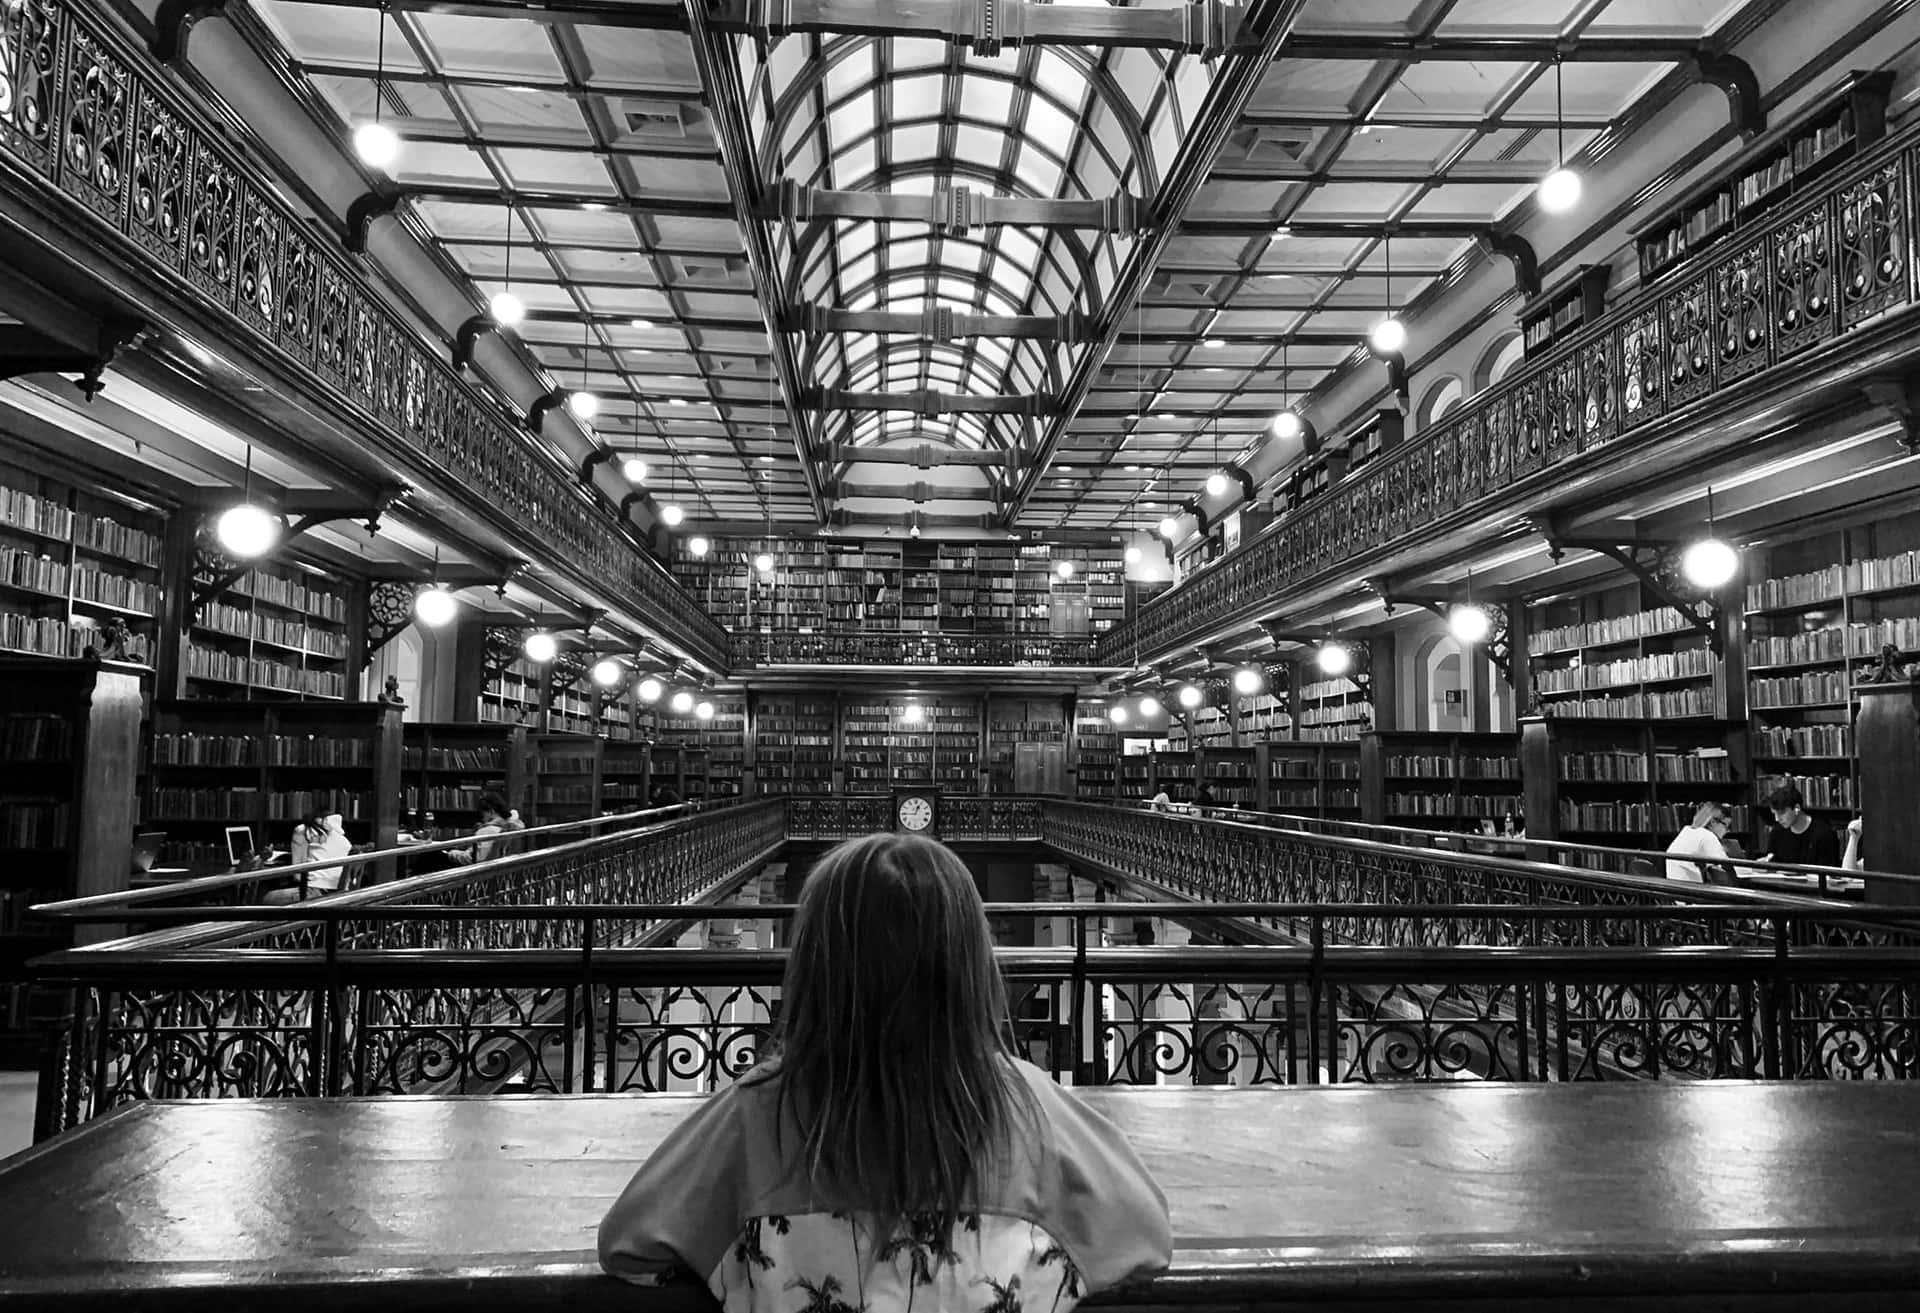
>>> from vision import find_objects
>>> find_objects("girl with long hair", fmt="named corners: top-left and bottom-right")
top-left (599, 832), bottom-right (1171, 1312)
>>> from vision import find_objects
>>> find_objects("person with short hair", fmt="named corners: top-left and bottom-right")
top-left (264, 813), bottom-right (351, 903)
top-left (598, 831), bottom-right (1171, 1310)
top-left (1665, 802), bottom-right (1732, 883)
top-left (446, 791), bottom-right (524, 866)
top-left (1761, 783), bottom-right (1840, 869)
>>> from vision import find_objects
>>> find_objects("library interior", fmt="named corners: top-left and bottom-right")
top-left (6, 0), bottom-right (1920, 1307)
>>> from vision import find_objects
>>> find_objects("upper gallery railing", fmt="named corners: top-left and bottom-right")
top-left (0, 0), bottom-right (729, 669)
top-left (1040, 801), bottom-right (1918, 949)
top-left (1097, 120), bottom-right (1918, 664)
top-left (732, 631), bottom-right (1105, 668)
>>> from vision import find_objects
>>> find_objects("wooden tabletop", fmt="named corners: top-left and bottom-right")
top-left (4, 1083), bottom-right (1920, 1310)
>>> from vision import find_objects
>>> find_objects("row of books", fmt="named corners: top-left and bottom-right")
top-left (1529, 606), bottom-right (1692, 655)
top-left (149, 788), bottom-right (371, 819)
top-left (71, 564), bottom-right (159, 615)
top-left (403, 746), bottom-right (508, 772)
top-left (403, 785), bottom-right (504, 811)
top-left (184, 644), bottom-right (347, 697)
top-left (0, 486), bottom-right (74, 541)
top-left (0, 713), bottom-right (72, 762)
top-left (1751, 671), bottom-right (1851, 708)
top-left (1755, 724), bottom-right (1854, 757)
top-left (74, 511), bottom-right (161, 566)
top-left (0, 546), bottom-right (68, 596)
top-left (1537, 688), bottom-right (1717, 718)
top-left (220, 570), bottom-right (349, 622)
top-left (0, 798), bottom-right (69, 848)
top-left (197, 601), bottom-right (346, 656)
top-left (1747, 551), bottom-right (1920, 611)
top-left (1760, 773), bottom-right (1856, 809)
top-left (1534, 648), bottom-right (1715, 693)
top-left (1386, 793), bottom-right (1516, 818)
top-left (1558, 801), bottom-right (1755, 833)
top-left (0, 614), bottom-right (91, 659)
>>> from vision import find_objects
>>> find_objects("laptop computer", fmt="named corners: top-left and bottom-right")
top-left (130, 831), bottom-right (166, 874)
top-left (224, 825), bottom-right (256, 869)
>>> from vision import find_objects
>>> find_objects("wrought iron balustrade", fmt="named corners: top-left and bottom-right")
top-left (1097, 124), bottom-right (1919, 666)
top-left (26, 907), bottom-right (1920, 1137)
top-left (732, 631), bottom-right (1103, 669)
top-left (1040, 801), bottom-right (1918, 950)
top-left (783, 794), bottom-right (1045, 842)
top-left (0, 0), bottom-right (727, 668)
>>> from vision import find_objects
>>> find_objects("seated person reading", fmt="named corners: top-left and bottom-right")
top-left (264, 813), bottom-right (351, 903)
top-left (422, 792), bottom-right (525, 870)
top-left (1761, 784), bottom-right (1840, 869)
top-left (1665, 802), bottom-right (1733, 883)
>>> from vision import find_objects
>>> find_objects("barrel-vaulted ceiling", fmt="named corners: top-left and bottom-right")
top-left (237, 0), bottom-right (1765, 537)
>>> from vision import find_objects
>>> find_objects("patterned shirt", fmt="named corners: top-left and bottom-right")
top-left (599, 1060), bottom-right (1172, 1313)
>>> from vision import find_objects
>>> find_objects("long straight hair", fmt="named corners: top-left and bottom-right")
top-left (772, 832), bottom-right (1033, 1237)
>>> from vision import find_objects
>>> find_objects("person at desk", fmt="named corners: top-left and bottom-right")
top-left (1195, 782), bottom-right (1218, 810)
top-left (448, 792), bottom-right (524, 865)
top-left (1761, 784), bottom-right (1840, 869)
top-left (650, 783), bottom-right (681, 810)
top-left (262, 813), bottom-right (351, 903)
top-left (1664, 802), bottom-right (1733, 883)
top-left (1149, 788), bottom-right (1172, 813)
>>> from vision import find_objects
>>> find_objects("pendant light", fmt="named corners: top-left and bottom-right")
top-left (414, 547), bottom-right (457, 627)
top-left (1538, 56), bottom-right (1582, 214)
top-left (659, 452), bottom-right (684, 528)
top-left (591, 657), bottom-right (624, 688)
top-left (1449, 569), bottom-right (1491, 645)
top-left (352, 5), bottom-right (402, 171)
top-left (215, 446), bottom-right (281, 559)
top-left (489, 207), bottom-right (525, 328)
top-left (1316, 641), bottom-right (1353, 676)
top-left (1204, 414), bottom-right (1229, 498)
top-left (1124, 308), bottom-right (1147, 565)
top-left (754, 368), bottom-right (776, 574)
top-left (568, 318), bottom-right (598, 420)
top-left (523, 631), bottom-right (558, 663)
top-left (1682, 487), bottom-right (1740, 590)
top-left (1272, 339), bottom-right (1304, 440)
top-left (1369, 234), bottom-right (1406, 356)
top-left (620, 392), bottom-right (646, 482)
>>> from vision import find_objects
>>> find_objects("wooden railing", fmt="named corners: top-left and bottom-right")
top-left (1098, 121), bottom-right (1919, 664)
top-left (731, 631), bottom-right (1107, 668)
top-left (0, 0), bottom-right (729, 669)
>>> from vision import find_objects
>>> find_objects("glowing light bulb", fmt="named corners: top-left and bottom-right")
top-left (637, 677), bottom-right (663, 703)
top-left (1124, 544), bottom-right (1143, 566)
top-left (1370, 316), bottom-right (1407, 356)
top-left (1317, 643), bottom-right (1352, 676)
top-left (660, 503), bottom-right (685, 527)
top-left (754, 552), bottom-right (775, 574)
top-left (620, 457), bottom-right (647, 483)
top-left (688, 536), bottom-right (710, 557)
top-left (1272, 409), bottom-right (1304, 441)
top-left (591, 658), bottom-right (623, 687)
top-left (670, 689), bottom-right (694, 714)
top-left (214, 504), bottom-right (279, 559)
top-left (1138, 695), bottom-right (1161, 717)
top-left (1206, 471), bottom-right (1229, 498)
top-left (1538, 166), bottom-right (1582, 214)
top-left (1449, 603), bottom-right (1491, 645)
top-left (1682, 537), bottom-right (1739, 591)
top-left (901, 703), bottom-right (925, 725)
top-left (1108, 704), bottom-right (1129, 725)
top-left (1157, 516), bottom-right (1179, 540)
top-left (695, 699), bottom-right (715, 720)
top-left (568, 390), bottom-right (599, 421)
top-left (1177, 683), bottom-right (1202, 709)
top-left (352, 121), bottom-right (401, 171)
top-left (523, 632), bottom-right (558, 663)
top-left (413, 586), bottom-right (457, 628)
top-left (489, 290), bottom-right (525, 327)
top-left (1056, 560), bottom-right (1075, 579)
top-left (1233, 667), bottom-right (1264, 695)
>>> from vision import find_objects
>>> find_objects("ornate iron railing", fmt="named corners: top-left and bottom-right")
top-left (784, 794), bottom-right (1045, 842)
top-left (732, 631), bottom-right (1106, 669)
top-left (1098, 123), bottom-right (1919, 664)
top-left (0, 0), bottom-right (727, 668)
top-left (27, 907), bottom-right (1920, 1137)
top-left (1040, 801), bottom-right (1918, 949)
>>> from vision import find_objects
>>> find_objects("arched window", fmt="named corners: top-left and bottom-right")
top-left (1416, 375), bottom-right (1464, 431)
top-left (1475, 331), bottom-right (1525, 392)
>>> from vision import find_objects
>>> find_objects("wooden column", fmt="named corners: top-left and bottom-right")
top-left (1856, 679), bottom-right (1920, 904)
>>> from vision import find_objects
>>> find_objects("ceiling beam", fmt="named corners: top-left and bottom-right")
top-left (707, 0), bottom-right (1243, 54)
top-left (396, 186), bottom-right (734, 221)
top-left (251, 0), bottom-right (692, 25)
top-left (760, 181), bottom-right (1149, 234)
top-left (808, 387), bottom-right (1061, 417)
top-left (782, 305), bottom-right (1091, 343)
top-left (681, 3), bottom-right (831, 521)
top-left (1002, 0), bottom-right (1313, 525)
top-left (825, 442), bottom-right (1015, 468)
top-left (1180, 217), bottom-right (1494, 238)
top-left (1278, 34), bottom-right (1702, 61)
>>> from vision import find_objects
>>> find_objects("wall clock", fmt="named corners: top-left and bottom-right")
top-left (893, 789), bottom-right (939, 836)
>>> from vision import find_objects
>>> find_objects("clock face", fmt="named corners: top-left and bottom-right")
top-left (898, 795), bottom-right (935, 832)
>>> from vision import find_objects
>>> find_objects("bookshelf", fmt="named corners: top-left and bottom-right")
top-left (0, 659), bottom-right (144, 1061)
top-left (478, 653), bottom-right (545, 729)
top-left (530, 732), bottom-right (602, 823)
top-left (401, 723), bottom-right (526, 840)
top-left (186, 557), bottom-right (356, 701)
top-left (1634, 71), bottom-right (1893, 285)
top-left (842, 697), bottom-right (982, 792)
top-left (987, 696), bottom-right (1065, 793)
top-left (0, 461), bottom-right (163, 668)
top-left (1297, 674), bottom-right (1373, 741)
top-left (1520, 264), bottom-right (1611, 360)
top-left (1236, 687), bottom-right (1293, 742)
top-left (753, 693), bottom-right (836, 795)
top-left (703, 695), bottom-right (747, 799)
top-left (1527, 585), bottom-right (1723, 721)
top-left (1197, 745), bottom-right (1256, 808)
top-left (1743, 515), bottom-right (1920, 824)
top-left (1258, 742), bottom-right (1360, 817)
top-left (546, 676), bottom-right (596, 736)
top-left (1073, 706), bottom-right (1118, 801)
top-left (1519, 717), bottom-right (1752, 867)
top-left (147, 701), bottom-right (402, 868)
top-left (601, 739), bottom-right (651, 810)
top-left (1360, 731), bottom-right (1522, 829)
